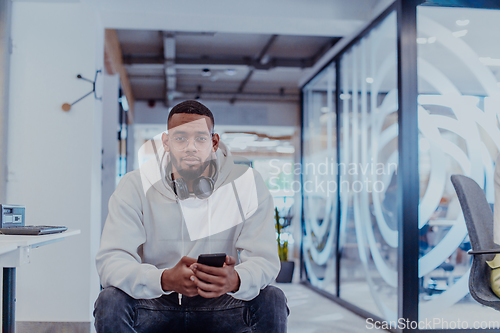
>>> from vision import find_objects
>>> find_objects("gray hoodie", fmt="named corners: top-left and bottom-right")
top-left (96, 141), bottom-right (280, 301)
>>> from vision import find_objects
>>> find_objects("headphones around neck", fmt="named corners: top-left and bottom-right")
top-left (165, 159), bottom-right (218, 200)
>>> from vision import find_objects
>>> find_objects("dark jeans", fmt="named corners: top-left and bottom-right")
top-left (94, 285), bottom-right (289, 333)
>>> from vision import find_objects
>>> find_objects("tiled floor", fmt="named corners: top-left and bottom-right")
top-left (275, 282), bottom-right (374, 333)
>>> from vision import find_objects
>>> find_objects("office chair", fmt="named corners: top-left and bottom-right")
top-left (450, 174), bottom-right (500, 310)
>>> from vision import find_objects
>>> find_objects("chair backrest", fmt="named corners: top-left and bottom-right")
top-left (451, 174), bottom-right (500, 309)
top-left (450, 174), bottom-right (496, 254)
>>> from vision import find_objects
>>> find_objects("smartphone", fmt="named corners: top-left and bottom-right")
top-left (197, 253), bottom-right (226, 267)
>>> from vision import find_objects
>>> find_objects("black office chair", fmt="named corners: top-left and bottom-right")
top-left (451, 174), bottom-right (500, 310)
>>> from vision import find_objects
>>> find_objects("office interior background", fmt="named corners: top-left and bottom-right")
top-left (1, 0), bottom-right (500, 332)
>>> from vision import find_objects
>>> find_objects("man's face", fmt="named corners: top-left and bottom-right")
top-left (162, 113), bottom-right (219, 180)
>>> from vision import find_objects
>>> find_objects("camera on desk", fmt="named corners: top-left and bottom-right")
top-left (0, 204), bottom-right (25, 228)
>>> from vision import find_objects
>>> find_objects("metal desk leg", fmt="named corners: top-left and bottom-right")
top-left (3, 268), bottom-right (15, 333)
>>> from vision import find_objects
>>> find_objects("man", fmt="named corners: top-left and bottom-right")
top-left (94, 100), bottom-right (289, 332)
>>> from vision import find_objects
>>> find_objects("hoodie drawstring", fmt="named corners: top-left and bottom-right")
top-left (179, 198), bottom-right (184, 305)
top-left (208, 197), bottom-right (212, 254)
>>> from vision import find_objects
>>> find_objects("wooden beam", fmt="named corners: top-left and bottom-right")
top-left (104, 29), bottom-right (135, 124)
top-left (103, 48), bottom-right (115, 76)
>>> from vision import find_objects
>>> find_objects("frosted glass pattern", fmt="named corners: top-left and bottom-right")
top-left (337, 12), bottom-right (399, 321)
top-left (417, 5), bottom-right (500, 327)
top-left (302, 63), bottom-right (338, 295)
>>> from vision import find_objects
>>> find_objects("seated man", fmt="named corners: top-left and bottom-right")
top-left (94, 100), bottom-right (289, 332)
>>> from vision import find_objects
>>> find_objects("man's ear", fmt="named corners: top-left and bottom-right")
top-left (162, 132), bottom-right (170, 152)
top-left (212, 133), bottom-right (220, 152)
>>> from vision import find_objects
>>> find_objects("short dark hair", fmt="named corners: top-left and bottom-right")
top-left (167, 100), bottom-right (214, 133)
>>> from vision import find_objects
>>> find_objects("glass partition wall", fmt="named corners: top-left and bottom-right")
top-left (338, 11), bottom-right (399, 320)
top-left (301, 1), bottom-right (500, 332)
top-left (302, 63), bottom-right (338, 295)
top-left (416, 4), bottom-right (500, 328)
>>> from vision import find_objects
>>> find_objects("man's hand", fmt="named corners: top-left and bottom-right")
top-left (190, 255), bottom-right (241, 298)
top-left (161, 256), bottom-right (198, 297)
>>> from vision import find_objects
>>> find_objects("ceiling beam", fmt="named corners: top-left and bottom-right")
top-left (230, 34), bottom-right (278, 104)
top-left (104, 29), bottom-right (135, 123)
top-left (163, 33), bottom-right (176, 107)
top-left (256, 34), bottom-right (278, 64)
top-left (122, 55), bottom-right (315, 70)
top-left (230, 70), bottom-right (254, 104)
top-left (176, 91), bottom-right (299, 103)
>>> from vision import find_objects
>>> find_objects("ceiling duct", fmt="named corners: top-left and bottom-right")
top-left (163, 32), bottom-right (176, 107)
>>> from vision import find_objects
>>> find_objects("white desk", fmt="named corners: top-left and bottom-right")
top-left (0, 229), bottom-right (80, 333)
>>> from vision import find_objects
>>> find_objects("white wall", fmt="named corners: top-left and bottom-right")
top-left (96, 0), bottom-right (370, 36)
top-left (101, 74), bottom-right (119, 232)
top-left (0, 0), bottom-right (11, 204)
top-left (7, 2), bottom-right (102, 323)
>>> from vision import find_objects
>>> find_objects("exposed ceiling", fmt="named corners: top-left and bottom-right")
top-left (116, 29), bottom-right (340, 104)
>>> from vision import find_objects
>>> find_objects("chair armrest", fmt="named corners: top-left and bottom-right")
top-left (468, 249), bottom-right (500, 255)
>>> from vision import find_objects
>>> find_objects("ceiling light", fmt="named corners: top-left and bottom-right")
top-left (320, 106), bottom-right (330, 113)
top-left (427, 36), bottom-right (437, 44)
top-left (452, 30), bottom-right (467, 38)
top-left (416, 38), bottom-right (427, 44)
top-left (479, 57), bottom-right (500, 66)
top-left (201, 68), bottom-right (211, 77)
top-left (456, 19), bottom-right (470, 26)
top-left (340, 93), bottom-right (351, 100)
top-left (366, 77), bottom-right (374, 84)
top-left (225, 69), bottom-right (236, 76)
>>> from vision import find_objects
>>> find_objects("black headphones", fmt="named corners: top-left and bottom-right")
top-left (165, 159), bottom-right (218, 200)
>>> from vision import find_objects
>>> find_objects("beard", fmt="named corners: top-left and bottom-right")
top-left (170, 154), bottom-right (211, 180)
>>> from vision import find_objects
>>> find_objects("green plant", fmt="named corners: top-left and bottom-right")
top-left (275, 207), bottom-right (288, 261)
